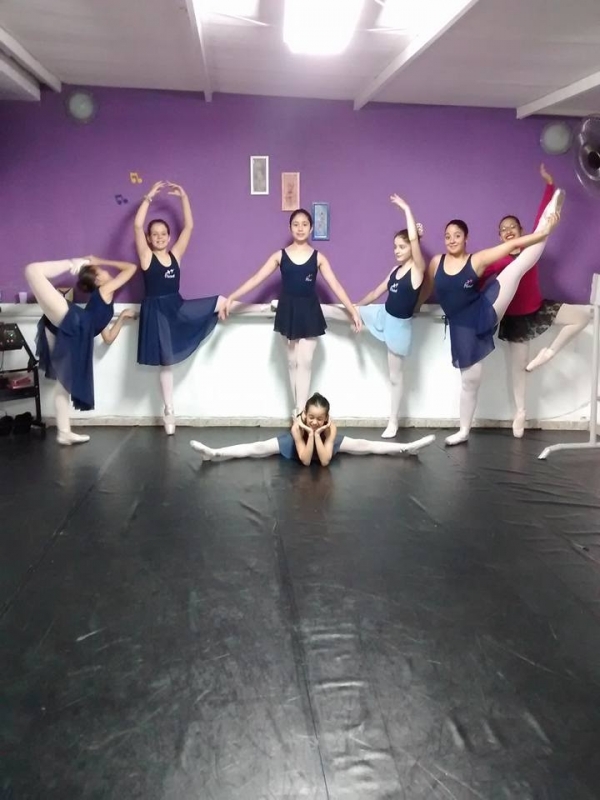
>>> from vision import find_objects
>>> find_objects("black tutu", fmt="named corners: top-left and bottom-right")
top-left (274, 295), bottom-right (326, 340)
top-left (498, 300), bottom-right (562, 343)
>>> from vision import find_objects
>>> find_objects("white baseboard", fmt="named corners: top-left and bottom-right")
top-left (45, 416), bottom-right (590, 431)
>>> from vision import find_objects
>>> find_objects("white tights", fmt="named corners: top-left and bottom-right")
top-left (287, 338), bottom-right (317, 413)
top-left (24, 259), bottom-right (74, 327)
top-left (506, 304), bottom-right (590, 436)
top-left (525, 304), bottom-right (590, 372)
top-left (191, 434), bottom-right (435, 461)
top-left (383, 352), bottom-right (404, 438)
top-left (192, 438), bottom-right (280, 461)
top-left (447, 233), bottom-right (550, 446)
top-left (321, 306), bottom-right (406, 438)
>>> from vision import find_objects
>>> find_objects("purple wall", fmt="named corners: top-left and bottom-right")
top-left (0, 88), bottom-right (597, 304)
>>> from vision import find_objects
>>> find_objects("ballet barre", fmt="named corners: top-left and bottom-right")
top-left (538, 273), bottom-right (599, 459)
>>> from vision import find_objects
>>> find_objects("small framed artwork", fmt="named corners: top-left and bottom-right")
top-left (250, 156), bottom-right (269, 195)
top-left (281, 172), bottom-right (300, 211)
top-left (312, 202), bottom-right (330, 241)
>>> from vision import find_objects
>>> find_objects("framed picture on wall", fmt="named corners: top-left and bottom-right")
top-left (250, 156), bottom-right (269, 195)
top-left (312, 202), bottom-right (330, 241)
top-left (281, 172), bottom-right (300, 211)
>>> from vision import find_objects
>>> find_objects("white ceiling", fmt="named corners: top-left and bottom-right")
top-left (0, 0), bottom-right (599, 117)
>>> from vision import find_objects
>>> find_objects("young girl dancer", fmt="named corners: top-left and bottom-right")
top-left (481, 164), bottom-right (589, 437)
top-left (26, 256), bottom-right (137, 445)
top-left (356, 194), bottom-right (425, 438)
top-left (190, 392), bottom-right (435, 466)
top-left (429, 188), bottom-right (563, 446)
top-left (219, 209), bottom-right (362, 417)
top-left (134, 181), bottom-right (271, 435)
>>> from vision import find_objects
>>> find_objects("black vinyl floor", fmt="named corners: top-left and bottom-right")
top-left (2, 426), bottom-right (600, 800)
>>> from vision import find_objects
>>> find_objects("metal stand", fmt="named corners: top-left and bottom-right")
top-left (539, 273), bottom-right (599, 459)
top-left (0, 321), bottom-right (46, 435)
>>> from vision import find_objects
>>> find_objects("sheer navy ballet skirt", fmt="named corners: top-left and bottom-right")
top-left (274, 249), bottom-right (327, 340)
top-left (137, 252), bottom-right (219, 366)
top-left (434, 256), bottom-right (499, 369)
top-left (36, 289), bottom-right (113, 411)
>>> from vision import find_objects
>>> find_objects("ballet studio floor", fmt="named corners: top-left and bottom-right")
top-left (2, 426), bottom-right (600, 800)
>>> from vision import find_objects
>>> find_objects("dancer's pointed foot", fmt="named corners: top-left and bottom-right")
top-left (445, 429), bottom-right (469, 446)
top-left (68, 257), bottom-right (91, 275)
top-left (402, 434), bottom-right (436, 455)
top-left (57, 431), bottom-right (90, 446)
top-left (381, 422), bottom-right (398, 439)
top-left (512, 410), bottom-right (526, 438)
top-left (190, 440), bottom-right (217, 461)
top-left (163, 406), bottom-right (176, 435)
top-left (538, 189), bottom-right (565, 230)
top-left (526, 347), bottom-right (555, 372)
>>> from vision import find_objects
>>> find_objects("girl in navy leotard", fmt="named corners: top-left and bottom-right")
top-left (355, 194), bottom-right (425, 439)
top-left (190, 392), bottom-right (435, 465)
top-left (427, 188), bottom-right (563, 446)
top-left (134, 181), bottom-right (271, 435)
top-left (220, 208), bottom-right (361, 417)
top-left (25, 256), bottom-right (137, 445)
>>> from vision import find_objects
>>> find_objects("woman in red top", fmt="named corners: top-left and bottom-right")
top-left (481, 164), bottom-right (590, 437)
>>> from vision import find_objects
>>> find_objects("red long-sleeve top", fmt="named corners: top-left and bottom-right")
top-left (481, 182), bottom-right (554, 316)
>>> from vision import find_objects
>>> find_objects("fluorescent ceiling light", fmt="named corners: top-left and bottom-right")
top-left (284, 0), bottom-right (365, 55)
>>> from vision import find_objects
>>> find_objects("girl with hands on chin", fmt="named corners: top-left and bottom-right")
top-left (190, 392), bottom-right (435, 466)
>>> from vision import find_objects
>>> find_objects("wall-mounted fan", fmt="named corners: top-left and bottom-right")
top-left (575, 115), bottom-right (600, 194)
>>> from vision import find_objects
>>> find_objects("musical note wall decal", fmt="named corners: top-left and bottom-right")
top-left (129, 172), bottom-right (143, 184)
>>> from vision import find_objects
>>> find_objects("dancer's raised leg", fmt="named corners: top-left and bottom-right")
top-left (526, 304), bottom-right (591, 371)
top-left (215, 296), bottom-right (273, 317)
top-left (492, 191), bottom-right (563, 321)
top-left (321, 305), bottom-right (352, 323)
top-left (190, 438), bottom-right (280, 461)
top-left (24, 259), bottom-right (87, 326)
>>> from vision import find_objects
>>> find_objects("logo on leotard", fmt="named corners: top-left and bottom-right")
top-left (463, 279), bottom-right (474, 289)
top-left (305, 274), bottom-right (314, 282)
top-left (165, 269), bottom-right (176, 279)
top-left (390, 282), bottom-right (399, 293)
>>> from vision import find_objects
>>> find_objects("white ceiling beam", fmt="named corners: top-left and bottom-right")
top-left (0, 51), bottom-right (41, 101)
top-left (185, 0), bottom-right (213, 101)
top-left (516, 70), bottom-right (600, 119)
top-left (353, 0), bottom-right (482, 111)
top-left (0, 25), bottom-right (60, 92)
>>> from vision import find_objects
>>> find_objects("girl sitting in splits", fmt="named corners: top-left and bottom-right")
top-left (190, 392), bottom-right (435, 466)
top-left (26, 256), bottom-right (137, 445)
top-left (480, 164), bottom-right (589, 437)
top-left (428, 188), bottom-right (563, 446)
